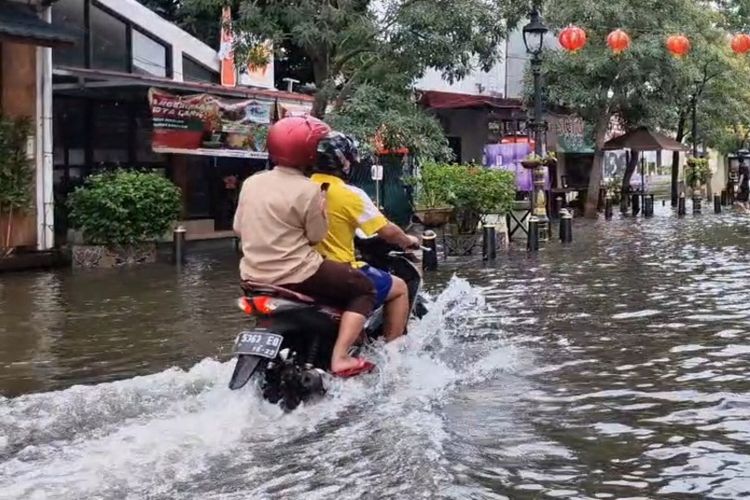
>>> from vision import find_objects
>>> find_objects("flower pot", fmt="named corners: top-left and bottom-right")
top-left (414, 207), bottom-right (453, 227)
top-left (521, 160), bottom-right (542, 170)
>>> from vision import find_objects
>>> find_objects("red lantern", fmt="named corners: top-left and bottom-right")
top-left (607, 29), bottom-right (631, 55)
top-left (559, 25), bottom-right (587, 53)
top-left (666, 35), bottom-right (691, 58)
top-left (731, 33), bottom-right (750, 54)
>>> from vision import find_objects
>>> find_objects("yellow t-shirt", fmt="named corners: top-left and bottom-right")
top-left (310, 173), bottom-right (388, 267)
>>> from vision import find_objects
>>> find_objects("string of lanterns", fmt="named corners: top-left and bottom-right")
top-left (557, 26), bottom-right (750, 57)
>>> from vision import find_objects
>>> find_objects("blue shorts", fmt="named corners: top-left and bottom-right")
top-left (360, 265), bottom-right (393, 308)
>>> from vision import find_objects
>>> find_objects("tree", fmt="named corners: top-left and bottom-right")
top-left (326, 84), bottom-right (451, 161)
top-left (541, 0), bottom-right (722, 217)
top-left (186, 0), bottom-right (527, 117)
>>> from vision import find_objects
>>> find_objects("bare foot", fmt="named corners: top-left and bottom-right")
top-left (331, 356), bottom-right (374, 375)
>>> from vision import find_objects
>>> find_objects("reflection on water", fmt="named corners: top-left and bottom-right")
top-left (1, 206), bottom-right (750, 498)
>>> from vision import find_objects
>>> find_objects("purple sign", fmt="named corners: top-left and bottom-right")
top-left (483, 143), bottom-right (549, 191)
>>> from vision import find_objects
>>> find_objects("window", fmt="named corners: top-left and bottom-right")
top-left (183, 56), bottom-right (219, 83)
top-left (132, 29), bottom-right (168, 77)
top-left (52, 0), bottom-right (86, 67)
top-left (92, 101), bottom-right (129, 164)
top-left (91, 5), bottom-right (128, 72)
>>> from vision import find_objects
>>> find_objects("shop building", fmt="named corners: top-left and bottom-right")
top-left (50, 0), bottom-right (312, 242)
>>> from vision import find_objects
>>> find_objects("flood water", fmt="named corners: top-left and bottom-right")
top-left (2, 206), bottom-right (750, 499)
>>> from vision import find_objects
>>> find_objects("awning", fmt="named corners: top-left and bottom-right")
top-left (0, 1), bottom-right (76, 47)
top-left (418, 90), bottom-right (521, 110)
top-left (53, 66), bottom-right (314, 105)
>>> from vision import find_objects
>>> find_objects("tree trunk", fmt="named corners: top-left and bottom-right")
top-left (671, 112), bottom-right (686, 206)
top-left (621, 150), bottom-right (640, 195)
top-left (310, 56), bottom-right (330, 119)
top-left (3, 205), bottom-right (13, 256)
top-left (584, 111), bottom-right (612, 218)
top-left (311, 92), bottom-right (328, 119)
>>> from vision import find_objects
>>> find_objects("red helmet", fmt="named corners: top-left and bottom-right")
top-left (266, 115), bottom-right (331, 169)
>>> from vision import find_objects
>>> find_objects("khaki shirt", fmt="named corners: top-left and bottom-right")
top-left (233, 167), bottom-right (327, 284)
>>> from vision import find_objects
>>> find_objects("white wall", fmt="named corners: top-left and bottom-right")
top-left (98, 0), bottom-right (219, 82)
top-left (415, 42), bottom-right (507, 96)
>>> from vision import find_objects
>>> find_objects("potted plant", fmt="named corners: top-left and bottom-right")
top-left (521, 153), bottom-right (543, 170)
top-left (0, 115), bottom-right (34, 257)
top-left (685, 157), bottom-right (710, 196)
top-left (409, 161), bottom-right (455, 227)
top-left (67, 169), bottom-right (182, 268)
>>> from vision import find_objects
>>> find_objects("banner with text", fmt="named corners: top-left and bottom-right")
top-left (148, 88), bottom-right (272, 158)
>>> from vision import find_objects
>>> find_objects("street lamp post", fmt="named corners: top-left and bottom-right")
top-left (523, 6), bottom-right (550, 241)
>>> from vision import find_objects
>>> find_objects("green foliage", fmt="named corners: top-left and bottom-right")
top-left (187, 0), bottom-right (525, 115)
top-left (327, 85), bottom-right (450, 162)
top-left (0, 115), bottom-right (33, 215)
top-left (0, 115), bottom-right (34, 253)
top-left (685, 157), bottom-right (711, 188)
top-left (414, 162), bottom-right (516, 232)
top-left (68, 170), bottom-right (182, 247)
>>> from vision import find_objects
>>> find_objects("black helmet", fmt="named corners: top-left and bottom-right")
top-left (315, 131), bottom-right (360, 179)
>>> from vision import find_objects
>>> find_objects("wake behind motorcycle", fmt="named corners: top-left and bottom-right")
top-left (228, 235), bottom-right (430, 411)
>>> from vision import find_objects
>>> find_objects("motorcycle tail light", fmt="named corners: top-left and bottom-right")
top-left (237, 297), bottom-right (254, 315)
top-left (252, 296), bottom-right (276, 315)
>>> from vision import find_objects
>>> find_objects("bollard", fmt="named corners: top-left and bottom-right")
top-left (644, 194), bottom-right (654, 218)
top-left (482, 225), bottom-right (497, 261)
top-left (527, 216), bottom-right (540, 252)
top-left (678, 193), bottom-right (686, 217)
top-left (604, 196), bottom-right (613, 220)
top-left (559, 210), bottom-right (573, 243)
top-left (173, 225), bottom-right (186, 265)
top-left (662, 199), bottom-right (666, 207)
top-left (233, 236), bottom-right (242, 255)
top-left (693, 196), bottom-right (702, 215)
top-left (422, 231), bottom-right (438, 271)
top-left (721, 190), bottom-right (728, 206)
top-left (631, 193), bottom-right (641, 216)
top-left (714, 194), bottom-right (722, 214)
top-left (553, 196), bottom-right (564, 220)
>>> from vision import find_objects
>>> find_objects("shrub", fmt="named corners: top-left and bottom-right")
top-left (415, 162), bottom-right (516, 232)
top-left (68, 170), bottom-right (182, 246)
top-left (685, 157), bottom-right (711, 189)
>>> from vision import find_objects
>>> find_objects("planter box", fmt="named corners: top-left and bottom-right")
top-left (72, 243), bottom-right (157, 268)
top-left (414, 207), bottom-right (453, 227)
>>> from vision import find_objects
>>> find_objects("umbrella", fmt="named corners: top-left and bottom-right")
top-left (603, 127), bottom-right (688, 195)
top-left (603, 127), bottom-right (688, 152)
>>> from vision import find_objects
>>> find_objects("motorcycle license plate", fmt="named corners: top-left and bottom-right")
top-left (234, 331), bottom-right (283, 358)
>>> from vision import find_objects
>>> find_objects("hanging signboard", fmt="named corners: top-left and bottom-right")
top-left (147, 88), bottom-right (272, 158)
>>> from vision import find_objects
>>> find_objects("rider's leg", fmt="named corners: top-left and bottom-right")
top-left (383, 276), bottom-right (408, 342)
top-left (285, 260), bottom-right (376, 373)
top-left (331, 312), bottom-right (367, 372)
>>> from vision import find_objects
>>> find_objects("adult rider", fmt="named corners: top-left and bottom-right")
top-left (233, 116), bottom-right (377, 377)
top-left (311, 131), bottom-right (420, 342)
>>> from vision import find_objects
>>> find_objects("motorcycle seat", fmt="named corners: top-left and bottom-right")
top-left (241, 280), bottom-right (316, 304)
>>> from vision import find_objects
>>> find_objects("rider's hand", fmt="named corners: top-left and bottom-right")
top-left (403, 235), bottom-right (421, 250)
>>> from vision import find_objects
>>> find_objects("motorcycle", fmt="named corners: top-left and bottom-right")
top-left (228, 233), bottom-right (430, 411)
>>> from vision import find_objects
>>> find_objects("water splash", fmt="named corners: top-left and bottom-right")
top-left (0, 277), bottom-right (521, 499)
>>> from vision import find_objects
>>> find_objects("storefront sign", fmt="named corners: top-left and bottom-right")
top-left (148, 88), bottom-right (272, 157)
top-left (547, 114), bottom-right (595, 153)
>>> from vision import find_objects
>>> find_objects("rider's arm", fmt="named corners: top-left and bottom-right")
top-left (377, 223), bottom-right (419, 250)
top-left (304, 189), bottom-right (328, 244)
top-left (232, 181), bottom-right (246, 236)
